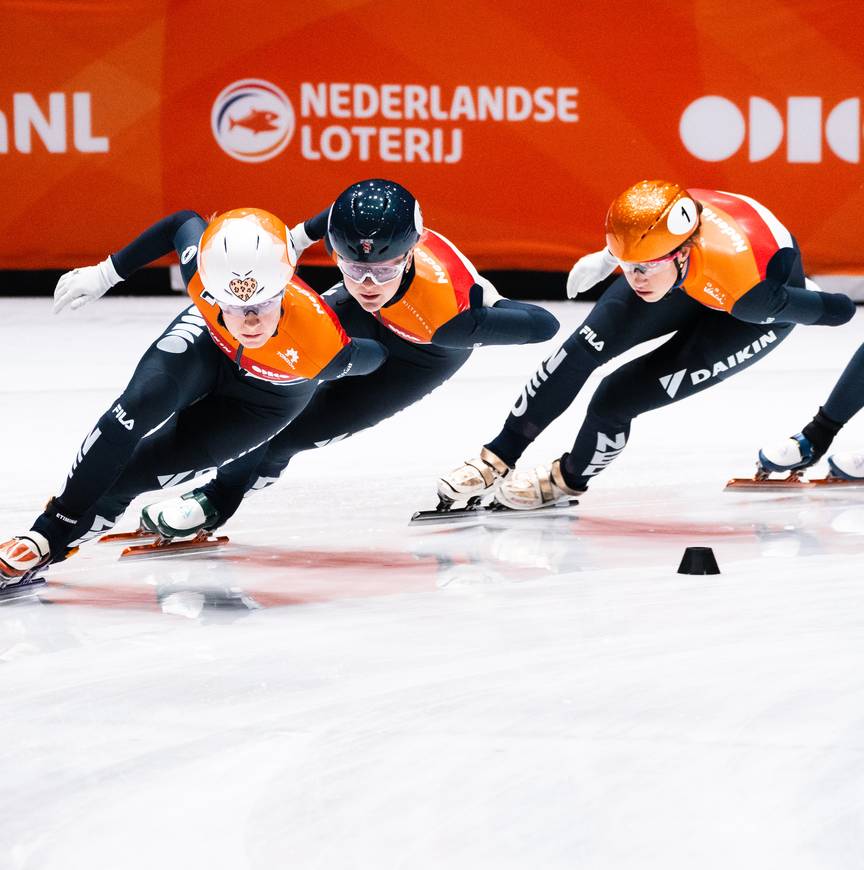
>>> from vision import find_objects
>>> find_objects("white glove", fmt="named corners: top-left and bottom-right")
top-left (565, 248), bottom-right (618, 299)
top-left (288, 221), bottom-right (315, 259)
top-left (53, 257), bottom-right (123, 313)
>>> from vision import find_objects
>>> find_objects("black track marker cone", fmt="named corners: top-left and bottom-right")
top-left (677, 546), bottom-right (720, 575)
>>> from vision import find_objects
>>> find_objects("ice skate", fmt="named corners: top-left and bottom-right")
top-left (827, 451), bottom-right (864, 480)
top-left (727, 434), bottom-right (818, 490)
top-left (727, 439), bottom-right (864, 491)
top-left (494, 460), bottom-right (582, 511)
top-left (757, 433), bottom-right (815, 479)
top-left (0, 532), bottom-right (51, 597)
top-left (115, 492), bottom-right (229, 559)
top-left (141, 490), bottom-right (220, 539)
top-left (435, 447), bottom-right (512, 510)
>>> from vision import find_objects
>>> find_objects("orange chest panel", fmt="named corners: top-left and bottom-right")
top-left (377, 230), bottom-right (476, 343)
top-left (188, 274), bottom-right (348, 383)
top-left (682, 189), bottom-right (792, 313)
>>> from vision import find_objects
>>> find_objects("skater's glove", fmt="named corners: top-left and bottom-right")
top-left (53, 257), bottom-right (123, 313)
top-left (565, 248), bottom-right (618, 299)
top-left (288, 221), bottom-right (315, 259)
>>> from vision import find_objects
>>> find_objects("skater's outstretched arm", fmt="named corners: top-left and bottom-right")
top-left (732, 271), bottom-right (855, 327)
top-left (430, 281), bottom-right (559, 347)
top-left (54, 211), bottom-right (207, 312)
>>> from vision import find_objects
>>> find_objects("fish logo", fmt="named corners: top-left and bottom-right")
top-left (212, 79), bottom-right (295, 163)
top-left (229, 109), bottom-right (281, 134)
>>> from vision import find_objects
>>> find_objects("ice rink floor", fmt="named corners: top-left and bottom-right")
top-left (2, 297), bottom-right (864, 869)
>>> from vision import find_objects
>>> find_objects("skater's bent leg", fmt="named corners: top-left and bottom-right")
top-left (485, 280), bottom-right (701, 466)
top-left (200, 349), bottom-right (472, 521)
top-left (65, 384), bottom-right (315, 547)
top-left (823, 341), bottom-right (864, 425)
top-left (32, 308), bottom-right (222, 553)
top-left (778, 340), bottom-right (864, 464)
top-left (559, 314), bottom-right (794, 490)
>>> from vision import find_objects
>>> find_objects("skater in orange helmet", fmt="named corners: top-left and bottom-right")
top-left (438, 180), bottom-right (856, 511)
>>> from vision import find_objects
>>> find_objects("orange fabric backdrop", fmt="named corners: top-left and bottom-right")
top-left (1, 0), bottom-right (863, 271)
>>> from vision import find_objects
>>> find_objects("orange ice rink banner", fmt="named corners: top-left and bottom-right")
top-left (1, 0), bottom-right (863, 272)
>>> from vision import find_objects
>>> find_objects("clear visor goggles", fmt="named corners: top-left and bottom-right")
top-left (219, 294), bottom-right (283, 318)
top-left (337, 255), bottom-right (408, 286)
top-left (616, 249), bottom-right (681, 275)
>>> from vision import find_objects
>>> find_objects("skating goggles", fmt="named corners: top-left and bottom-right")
top-left (616, 250), bottom-right (681, 275)
top-left (219, 295), bottom-right (283, 318)
top-left (337, 255), bottom-right (409, 286)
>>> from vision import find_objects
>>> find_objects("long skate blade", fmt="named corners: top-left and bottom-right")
top-left (119, 535), bottom-right (230, 559)
top-left (98, 530), bottom-right (159, 544)
top-left (725, 476), bottom-right (864, 491)
top-left (410, 498), bottom-right (579, 524)
top-left (0, 575), bottom-right (46, 602)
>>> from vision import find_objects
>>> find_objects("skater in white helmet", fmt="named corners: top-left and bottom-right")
top-left (0, 208), bottom-right (385, 591)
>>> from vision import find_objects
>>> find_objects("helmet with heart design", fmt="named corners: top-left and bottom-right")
top-left (197, 208), bottom-right (297, 308)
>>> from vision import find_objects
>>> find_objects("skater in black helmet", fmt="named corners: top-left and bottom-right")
top-left (134, 178), bottom-right (561, 539)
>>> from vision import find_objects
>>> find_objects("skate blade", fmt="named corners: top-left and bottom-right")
top-left (98, 529), bottom-right (159, 544)
top-left (119, 534), bottom-right (230, 559)
top-left (725, 476), bottom-right (864, 491)
top-left (410, 497), bottom-right (579, 524)
top-left (0, 575), bottom-right (46, 602)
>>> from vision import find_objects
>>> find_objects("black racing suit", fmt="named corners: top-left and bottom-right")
top-left (486, 239), bottom-right (854, 491)
top-left (33, 212), bottom-right (385, 555)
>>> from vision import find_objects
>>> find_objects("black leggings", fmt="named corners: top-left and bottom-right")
top-left (823, 341), bottom-right (864, 425)
top-left (486, 277), bottom-right (794, 490)
top-left (34, 212), bottom-right (322, 553)
top-left (48, 306), bottom-right (318, 550)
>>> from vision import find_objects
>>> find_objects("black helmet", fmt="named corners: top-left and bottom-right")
top-left (328, 179), bottom-right (423, 263)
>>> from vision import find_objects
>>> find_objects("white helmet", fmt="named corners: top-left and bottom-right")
top-left (197, 208), bottom-right (297, 307)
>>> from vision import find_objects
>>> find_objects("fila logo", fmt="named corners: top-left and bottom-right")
top-left (112, 403), bottom-right (135, 430)
top-left (512, 346), bottom-right (568, 416)
top-left (582, 432), bottom-right (627, 477)
top-left (660, 330), bottom-right (778, 397)
top-left (680, 96), bottom-right (863, 163)
top-left (579, 325), bottom-right (605, 351)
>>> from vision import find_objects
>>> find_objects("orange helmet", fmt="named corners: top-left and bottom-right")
top-left (198, 208), bottom-right (297, 307)
top-left (605, 180), bottom-right (700, 262)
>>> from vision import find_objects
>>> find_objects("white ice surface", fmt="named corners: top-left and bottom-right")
top-left (1, 298), bottom-right (864, 870)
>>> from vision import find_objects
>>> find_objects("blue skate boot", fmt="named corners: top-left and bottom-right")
top-left (757, 433), bottom-right (815, 478)
top-left (826, 451), bottom-right (864, 480)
